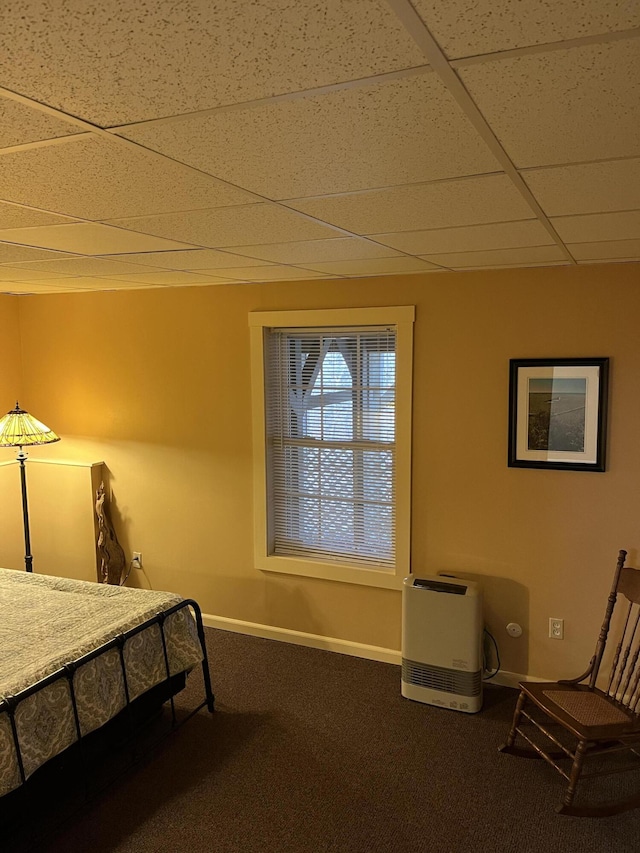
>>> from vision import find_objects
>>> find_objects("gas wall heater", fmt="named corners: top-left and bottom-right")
top-left (401, 575), bottom-right (483, 714)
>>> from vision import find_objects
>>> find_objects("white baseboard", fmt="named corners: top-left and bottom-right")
top-left (201, 613), bottom-right (401, 665)
top-left (201, 613), bottom-right (546, 687)
top-left (485, 670), bottom-right (546, 689)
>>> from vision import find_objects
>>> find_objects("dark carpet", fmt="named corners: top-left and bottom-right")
top-left (4, 628), bottom-right (640, 852)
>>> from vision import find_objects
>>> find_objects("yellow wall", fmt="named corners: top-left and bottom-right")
top-left (0, 459), bottom-right (103, 581)
top-left (0, 295), bottom-right (22, 405)
top-left (10, 263), bottom-right (640, 679)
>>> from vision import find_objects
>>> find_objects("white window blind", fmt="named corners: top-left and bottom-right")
top-left (265, 325), bottom-right (396, 568)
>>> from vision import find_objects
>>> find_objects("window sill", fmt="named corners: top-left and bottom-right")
top-left (256, 554), bottom-right (405, 590)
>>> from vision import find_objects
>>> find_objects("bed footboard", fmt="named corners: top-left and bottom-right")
top-left (0, 598), bottom-right (214, 797)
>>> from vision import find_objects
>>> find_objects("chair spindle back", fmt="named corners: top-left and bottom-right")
top-left (600, 556), bottom-right (640, 713)
top-left (587, 549), bottom-right (627, 690)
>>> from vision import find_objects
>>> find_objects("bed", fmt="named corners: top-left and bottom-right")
top-left (0, 568), bottom-right (214, 799)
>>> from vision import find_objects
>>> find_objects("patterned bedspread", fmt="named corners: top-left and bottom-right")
top-left (0, 568), bottom-right (203, 796)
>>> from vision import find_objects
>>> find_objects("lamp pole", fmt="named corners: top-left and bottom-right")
top-left (16, 448), bottom-right (33, 572)
top-left (0, 402), bottom-right (59, 573)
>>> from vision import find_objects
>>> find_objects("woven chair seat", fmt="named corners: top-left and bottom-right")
top-left (543, 690), bottom-right (631, 727)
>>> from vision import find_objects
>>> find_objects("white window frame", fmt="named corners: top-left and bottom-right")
top-left (249, 306), bottom-right (414, 590)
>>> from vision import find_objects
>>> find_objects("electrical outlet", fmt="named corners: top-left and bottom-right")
top-left (132, 551), bottom-right (143, 570)
top-left (549, 617), bottom-right (564, 639)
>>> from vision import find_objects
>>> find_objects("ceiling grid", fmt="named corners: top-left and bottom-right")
top-left (0, 0), bottom-right (636, 293)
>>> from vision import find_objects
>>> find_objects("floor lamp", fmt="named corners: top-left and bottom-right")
top-left (0, 402), bottom-right (60, 572)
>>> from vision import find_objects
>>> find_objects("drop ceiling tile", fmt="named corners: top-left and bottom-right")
top-left (99, 271), bottom-right (233, 285)
top-left (163, 279), bottom-right (239, 288)
top-left (0, 244), bottom-right (75, 264)
top-left (420, 245), bottom-right (566, 268)
top-left (1, 276), bottom-right (90, 291)
top-left (0, 266), bottom-right (73, 281)
top-left (0, 135), bottom-right (256, 220)
top-left (451, 261), bottom-right (571, 271)
top-left (44, 277), bottom-right (159, 290)
top-left (568, 239), bottom-right (640, 260)
top-left (186, 268), bottom-right (267, 280)
top-left (575, 259), bottom-right (640, 267)
top-left (0, 281), bottom-right (87, 294)
top-left (551, 210), bottom-right (640, 243)
top-left (0, 202), bottom-right (74, 230)
top-left (0, 98), bottom-right (79, 148)
top-left (0, 223), bottom-right (195, 255)
top-left (123, 72), bottom-right (500, 198)
top-left (523, 159), bottom-right (640, 216)
top-left (413, 0), bottom-right (640, 59)
top-left (100, 249), bottom-right (271, 270)
top-left (288, 175), bottom-right (533, 234)
top-left (8, 257), bottom-right (167, 277)
top-left (108, 204), bottom-right (340, 248)
top-left (459, 41), bottom-right (640, 168)
top-left (232, 237), bottom-right (400, 264)
top-left (0, 1), bottom-right (426, 125)
top-left (210, 266), bottom-right (332, 281)
top-left (296, 257), bottom-right (440, 275)
top-left (372, 219), bottom-right (554, 254)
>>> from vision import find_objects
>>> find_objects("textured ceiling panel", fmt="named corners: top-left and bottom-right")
top-left (288, 175), bottom-right (534, 234)
top-left (0, 1), bottom-right (636, 293)
top-left (122, 72), bottom-right (500, 198)
top-left (372, 219), bottom-right (553, 254)
top-left (0, 203), bottom-right (73, 230)
top-left (412, 0), bottom-right (640, 59)
top-left (0, 266), bottom-right (72, 281)
top-left (459, 40), bottom-right (640, 168)
top-left (0, 223), bottom-right (195, 255)
top-left (0, 98), bottom-right (78, 149)
top-left (157, 281), bottom-right (235, 288)
top-left (0, 135), bottom-right (256, 219)
top-left (291, 256), bottom-right (441, 275)
top-left (551, 210), bottom-right (640, 243)
top-left (42, 276), bottom-right (158, 290)
top-left (523, 159), bottom-right (640, 216)
top-left (0, 1), bottom-right (425, 126)
top-left (8, 257), bottom-right (166, 277)
top-left (100, 249), bottom-right (272, 270)
top-left (96, 271), bottom-right (235, 286)
top-left (0, 244), bottom-right (73, 264)
top-left (0, 280), bottom-right (91, 293)
top-left (420, 245), bottom-right (567, 268)
top-left (568, 239), bottom-right (640, 260)
top-left (210, 266), bottom-right (333, 282)
top-left (107, 205), bottom-right (341, 248)
top-left (231, 237), bottom-right (400, 264)
top-left (450, 260), bottom-right (571, 271)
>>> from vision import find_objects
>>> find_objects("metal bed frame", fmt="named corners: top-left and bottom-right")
top-left (0, 597), bottom-right (215, 796)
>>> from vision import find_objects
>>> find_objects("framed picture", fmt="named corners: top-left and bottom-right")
top-left (508, 358), bottom-right (609, 471)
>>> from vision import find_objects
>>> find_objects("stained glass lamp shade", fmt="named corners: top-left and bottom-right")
top-left (0, 403), bottom-right (60, 448)
top-left (0, 402), bottom-right (60, 572)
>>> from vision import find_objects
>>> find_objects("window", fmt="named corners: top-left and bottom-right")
top-left (250, 307), bottom-right (414, 589)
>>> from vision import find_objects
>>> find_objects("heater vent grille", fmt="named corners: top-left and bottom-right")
top-left (402, 658), bottom-right (481, 697)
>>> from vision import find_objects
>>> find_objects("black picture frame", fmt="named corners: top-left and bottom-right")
top-left (508, 358), bottom-right (609, 472)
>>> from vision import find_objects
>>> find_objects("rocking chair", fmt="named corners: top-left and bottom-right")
top-left (500, 549), bottom-right (640, 817)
